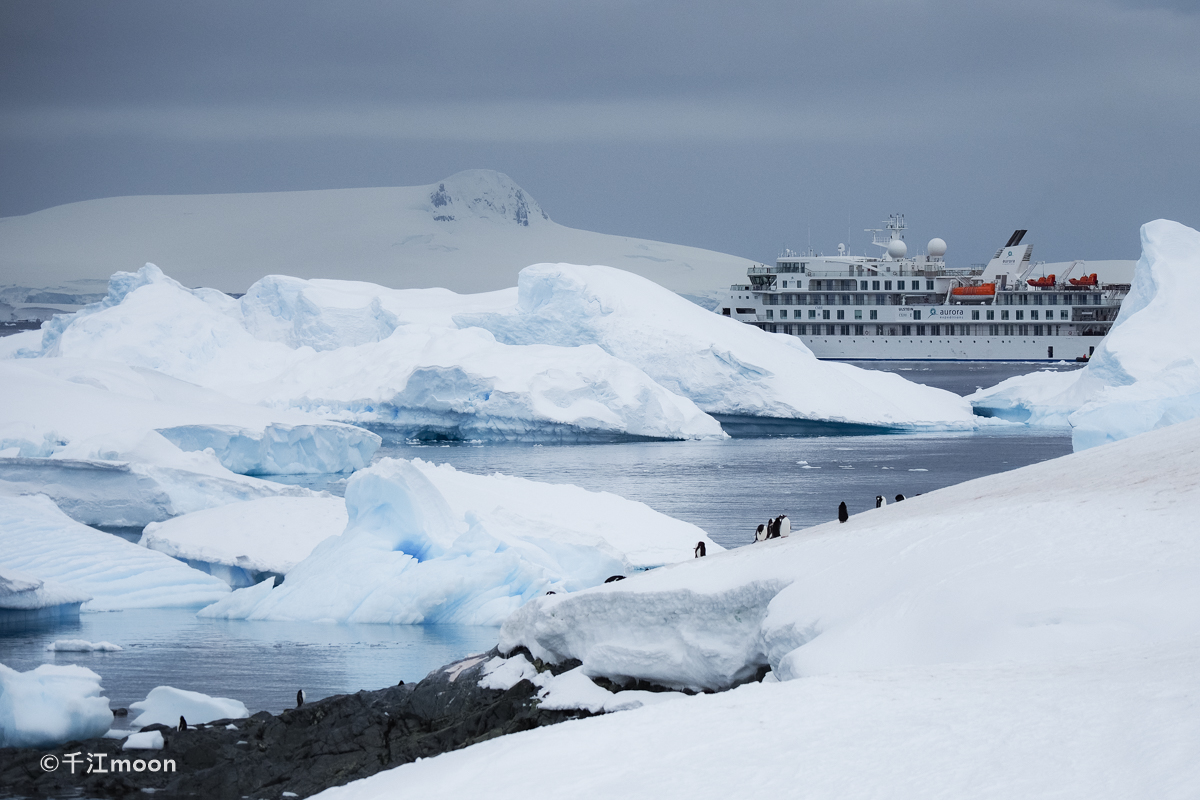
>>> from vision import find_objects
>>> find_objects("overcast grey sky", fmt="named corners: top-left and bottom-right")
top-left (2, 0), bottom-right (1198, 265)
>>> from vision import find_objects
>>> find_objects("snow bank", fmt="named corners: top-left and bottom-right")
top-left (122, 729), bottom-right (164, 749)
top-left (0, 494), bottom-right (230, 610)
top-left (478, 654), bottom-right (684, 714)
top-left (501, 415), bottom-right (1200, 691)
top-left (140, 495), bottom-right (348, 578)
top-left (0, 566), bottom-right (91, 630)
top-left (25, 264), bottom-right (721, 442)
top-left (313, 639), bottom-right (1200, 800)
top-left (458, 263), bottom-right (976, 430)
top-left (199, 458), bottom-right (718, 625)
top-left (0, 663), bottom-right (112, 748)
top-left (128, 686), bottom-right (248, 728)
top-left (970, 220), bottom-right (1200, 450)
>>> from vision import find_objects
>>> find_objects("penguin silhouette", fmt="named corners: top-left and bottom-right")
top-left (876, 495), bottom-right (886, 508)
top-left (895, 494), bottom-right (905, 502)
top-left (178, 715), bottom-right (187, 732)
top-left (754, 523), bottom-right (767, 542)
top-left (297, 689), bottom-right (306, 708)
top-left (694, 541), bottom-right (706, 558)
top-left (838, 502), bottom-right (848, 523)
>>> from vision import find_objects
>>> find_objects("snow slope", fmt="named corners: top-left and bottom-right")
top-left (460, 263), bottom-right (977, 428)
top-left (970, 219), bottom-right (1200, 450)
top-left (20, 264), bottom-right (721, 442)
top-left (198, 458), bottom-right (719, 625)
top-left (0, 663), bottom-right (113, 749)
top-left (0, 494), bottom-right (230, 610)
top-left (0, 170), bottom-right (753, 299)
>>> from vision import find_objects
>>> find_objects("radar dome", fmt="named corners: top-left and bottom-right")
top-left (887, 239), bottom-right (908, 259)
top-left (927, 237), bottom-right (947, 257)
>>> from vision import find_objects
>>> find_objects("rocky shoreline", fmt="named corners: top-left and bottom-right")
top-left (0, 648), bottom-right (595, 800)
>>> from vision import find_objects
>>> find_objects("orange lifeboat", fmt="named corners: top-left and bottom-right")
top-left (951, 283), bottom-right (996, 296)
top-left (1069, 273), bottom-right (1099, 286)
top-left (1026, 274), bottom-right (1056, 288)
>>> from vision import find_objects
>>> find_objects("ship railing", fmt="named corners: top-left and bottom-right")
top-left (747, 266), bottom-right (775, 275)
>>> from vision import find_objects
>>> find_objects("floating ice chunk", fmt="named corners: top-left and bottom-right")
top-left (140, 495), bottom-right (347, 581)
top-left (0, 663), bottom-right (112, 748)
top-left (122, 730), bottom-right (165, 750)
top-left (45, 640), bottom-right (123, 652)
top-left (128, 686), bottom-right (249, 728)
top-left (199, 458), bottom-right (718, 625)
top-left (971, 220), bottom-right (1200, 450)
top-left (0, 494), bottom-right (230, 611)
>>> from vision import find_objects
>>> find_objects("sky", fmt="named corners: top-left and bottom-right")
top-left (2, 0), bottom-right (1198, 266)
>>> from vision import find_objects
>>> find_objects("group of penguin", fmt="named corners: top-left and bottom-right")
top-left (753, 514), bottom-right (791, 543)
top-left (837, 493), bottom-right (907, 523)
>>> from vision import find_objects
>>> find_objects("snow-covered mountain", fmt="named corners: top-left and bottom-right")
top-left (0, 170), bottom-right (752, 301)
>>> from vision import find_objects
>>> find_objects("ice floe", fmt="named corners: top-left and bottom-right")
top-left (128, 686), bottom-right (248, 728)
top-left (0, 663), bottom-right (112, 748)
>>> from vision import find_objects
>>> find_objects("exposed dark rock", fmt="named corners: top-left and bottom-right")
top-left (0, 648), bottom-right (594, 800)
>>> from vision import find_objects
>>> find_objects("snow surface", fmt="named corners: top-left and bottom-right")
top-left (0, 566), bottom-right (90, 610)
top-left (0, 663), bottom-right (112, 748)
top-left (128, 686), bottom-right (248, 728)
top-left (460, 263), bottom-right (977, 428)
top-left (121, 730), bottom-right (164, 750)
top-left (970, 219), bottom-right (1200, 450)
top-left (140, 495), bottom-right (348, 576)
top-left (319, 417), bottom-right (1200, 800)
top-left (0, 170), bottom-right (753, 298)
top-left (0, 494), bottom-right (230, 610)
top-left (198, 458), bottom-right (719, 625)
top-left (46, 640), bottom-right (123, 652)
top-left (478, 655), bottom-right (684, 714)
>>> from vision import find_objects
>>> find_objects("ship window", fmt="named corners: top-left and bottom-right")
top-left (736, 308), bottom-right (756, 314)
top-left (826, 325), bottom-right (835, 335)
top-left (766, 310), bottom-right (774, 319)
top-left (798, 324), bottom-right (807, 334)
top-left (986, 310), bottom-right (995, 320)
top-left (875, 294), bottom-right (885, 305)
top-left (855, 325), bottom-right (864, 336)
top-left (836, 310), bottom-right (845, 320)
top-left (875, 325), bottom-right (884, 335)
top-left (722, 308), bottom-right (731, 316)
top-left (1060, 310), bottom-right (1069, 320)
top-left (872, 281), bottom-right (880, 290)
top-left (897, 281), bottom-right (905, 290)
top-left (1019, 324), bottom-right (1029, 335)
top-left (854, 310), bottom-right (862, 320)
top-left (841, 294), bottom-right (851, 305)
top-left (1034, 325), bottom-right (1043, 336)
top-left (927, 281), bottom-right (935, 290)
top-left (869, 310), bottom-right (878, 320)
top-left (1001, 310), bottom-right (1010, 320)
top-left (1031, 310), bottom-right (1039, 320)
top-left (855, 294), bottom-right (864, 305)
top-left (884, 281), bottom-right (893, 290)
top-left (808, 309), bottom-right (816, 319)
top-left (902, 325), bottom-right (912, 336)
top-left (971, 310), bottom-right (980, 320)
top-left (916, 325), bottom-right (925, 335)
top-left (989, 324), bottom-right (998, 335)
top-left (860, 281), bottom-right (869, 290)
top-left (822, 309), bottom-right (831, 320)
top-left (1048, 294), bottom-right (1057, 305)
top-left (840, 325), bottom-right (850, 335)
top-left (1034, 293), bottom-right (1043, 305)
top-left (1016, 310), bottom-right (1024, 320)
top-left (780, 310), bottom-right (787, 318)
top-left (888, 326), bottom-right (898, 336)
top-left (826, 294), bottom-right (836, 305)
top-left (1093, 294), bottom-right (1101, 304)
top-left (782, 281), bottom-right (787, 288)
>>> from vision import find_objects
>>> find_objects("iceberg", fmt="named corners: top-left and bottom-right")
top-left (457, 264), bottom-right (977, 431)
top-left (199, 458), bottom-right (719, 625)
top-left (0, 663), bottom-right (113, 748)
top-left (970, 220), bottom-right (1200, 450)
top-left (0, 566), bottom-right (91, 630)
top-left (0, 494), bottom-right (230, 610)
top-left (128, 686), bottom-right (248, 728)
top-left (45, 639), bottom-right (123, 652)
top-left (140, 495), bottom-right (348, 585)
top-left (23, 265), bottom-right (722, 442)
top-left (500, 415), bottom-right (1200, 691)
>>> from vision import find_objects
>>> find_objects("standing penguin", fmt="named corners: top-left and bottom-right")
top-left (838, 502), bottom-right (848, 523)
top-left (178, 715), bottom-right (187, 732)
top-left (766, 517), bottom-right (780, 539)
top-left (754, 523), bottom-right (767, 542)
top-left (694, 541), bottom-right (706, 558)
top-left (777, 515), bottom-right (791, 537)
top-left (895, 494), bottom-right (906, 502)
top-left (296, 689), bottom-right (306, 708)
top-left (876, 495), bottom-right (886, 508)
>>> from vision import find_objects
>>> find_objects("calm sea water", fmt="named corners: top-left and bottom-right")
top-left (0, 362), bottom-right (1076, 720)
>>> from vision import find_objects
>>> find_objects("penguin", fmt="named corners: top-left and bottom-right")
top-left (895, 494), bottom-right (905, 502)
top-left (767, 517), bottom-right (780, 539)
top-left (296, 689), bottom-right (306, 708)
top-left (777, 515), bottom-right (791, 537)
top-left (546, 590), bottom-right (557, 595)
top-left (604, 575), bottom-right (626, 583)
top-left (754, 523), bottom-right (767, 542)
top-left (694, 541), bottom-right (706, 558)
top-left (876, 495), bottom-right (886, 508)
top-left (838, 502), bottom-right (848, 523)
top-left (178, 715), bottom-right (187, 732)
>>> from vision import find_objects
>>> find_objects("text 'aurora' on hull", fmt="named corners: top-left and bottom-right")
top-left (721, 216), bottom-right (1133, 362)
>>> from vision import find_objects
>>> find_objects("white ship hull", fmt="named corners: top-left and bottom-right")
top-left (794, 332), bottom-right (1103, 361)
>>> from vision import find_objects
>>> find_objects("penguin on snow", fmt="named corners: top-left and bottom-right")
top-left (876, 495), bottom-right (886, 508)
top-left (694, 541), bottom-right (706, 558)
top-left (838, 502), bottom-right (848, 523)
top-left (895, 494), bottom-right (906, 502)
top-left (776, 515), bottom-right (791, 537)
top-left (754, 523), bottom-right (768, 542)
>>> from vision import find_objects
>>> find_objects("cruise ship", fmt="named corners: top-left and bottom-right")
top-left (721, 216), bottom-right (1134, 361)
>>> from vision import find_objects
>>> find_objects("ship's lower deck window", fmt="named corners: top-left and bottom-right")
top-left (1019, 324), bottom-right (1029, 335)
top-left (825, 324), bottom-right (836, 335)
top-left (840, 325), bottom-right (850, 335)
top-left (916, 325), bottom-right (926, 335)
top-left (875, 325), bottom-right (884, 335)
top-left (854, 325), bottom-right (864, 335)
top-left (989, 324), bottom-right (999, 335)
top-left (888, 326), bottom-right (898, 336)
top-left (901, 325), bottom-right (912, 336)
top-left (1034, 325), bottom-right (1043, 335)
top-left (930, 325), bottom-right (941, 335)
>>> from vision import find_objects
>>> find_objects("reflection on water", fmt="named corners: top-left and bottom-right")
top-left (0, 609), bottom-right (499, 727)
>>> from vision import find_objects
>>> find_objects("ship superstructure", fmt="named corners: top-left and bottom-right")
top-left (721, 216), bottom-right (1131, 361)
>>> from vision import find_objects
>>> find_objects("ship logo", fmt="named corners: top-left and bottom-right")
top-left (1007, 250), bottom-right (1013, 256)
